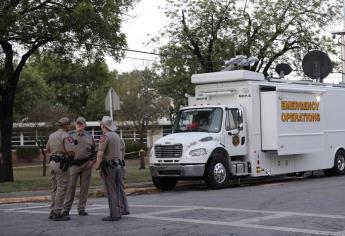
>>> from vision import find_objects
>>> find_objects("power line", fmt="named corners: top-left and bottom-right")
top-left (123, 56), bottom-right (158, 62)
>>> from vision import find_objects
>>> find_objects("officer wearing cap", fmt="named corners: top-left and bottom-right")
top-left (63, 117), bottom-right (96, 217)
top-left (46, 117), bottom-right (75, 221)
top-left (95, 116), bottom-right (122, 221)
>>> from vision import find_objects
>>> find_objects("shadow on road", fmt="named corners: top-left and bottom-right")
top-left (170, 170), bottom-right (332, 192)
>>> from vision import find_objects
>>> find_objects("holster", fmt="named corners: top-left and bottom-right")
top-left (59, 156), bottom-right (71, 172)
top-left (99, 161), bottom-right (110, 176)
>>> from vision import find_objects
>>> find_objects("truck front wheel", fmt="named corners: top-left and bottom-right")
top-left (205, 156), bottom-right (230, 189)
top-left (324, 149), bottom-right (345, 176)
top-left (152, 177), bottom-right (177, 190)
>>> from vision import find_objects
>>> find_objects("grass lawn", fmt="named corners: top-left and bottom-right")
top-left (0, 159), bottom-right (152, 193)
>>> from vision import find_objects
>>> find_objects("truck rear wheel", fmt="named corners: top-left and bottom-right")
top-left (205, 156), bottom-right (230, 189)
top-left (152, 177), bottom-right (177, 190)
top-left (324, 149), bottom-right (345, 176)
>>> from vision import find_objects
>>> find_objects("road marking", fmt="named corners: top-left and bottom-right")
top-left (2, 203), bottom-right (345, 235)
top-left (4, 205), bottom-right (49, 212)
top-left (128, 214), bottom-right (341, 236)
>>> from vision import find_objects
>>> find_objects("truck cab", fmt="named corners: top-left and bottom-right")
top-left (150, 104), bottom-right (250, 190)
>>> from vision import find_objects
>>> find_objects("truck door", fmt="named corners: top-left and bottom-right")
top-left (224, 107), bottom-right (247, 156)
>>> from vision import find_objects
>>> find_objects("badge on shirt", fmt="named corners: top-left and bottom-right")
top-left (99, 135), bottom-right (107, 143)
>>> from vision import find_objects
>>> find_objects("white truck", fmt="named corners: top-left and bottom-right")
top-left (149, 70), bottom-right (345, 190)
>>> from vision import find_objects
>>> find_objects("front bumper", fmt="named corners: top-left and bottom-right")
top-left (150, 164), bottom-right (205, 177)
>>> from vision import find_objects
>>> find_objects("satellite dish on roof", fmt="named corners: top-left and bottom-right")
top-left (275, 63), bottom-right (292, 78)
top-left (302, 50), bottom-right (332, 82)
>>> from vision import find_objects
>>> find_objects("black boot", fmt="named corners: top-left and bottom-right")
top-left (78, 210), bottom-right (88, 216)
top-left (52, 214), bottom-right (70, 221)
top-left (48, 211), bottom-right (55, 220)
top-left (62, 211), bottom-right (69, 216)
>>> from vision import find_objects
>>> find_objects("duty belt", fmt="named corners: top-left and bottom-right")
top-left (50, 155), bottom-right (63, 162)
top-left (50, 154), bottom-right (71, 171)
top-left (107, 159), bottom-right (121, 167)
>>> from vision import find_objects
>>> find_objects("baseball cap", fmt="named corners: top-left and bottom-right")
top-left (56, 117), bottom-right (71, 126)
top-left (76, 117), bottom-right (86, 125)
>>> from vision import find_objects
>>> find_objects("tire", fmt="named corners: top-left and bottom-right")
top-left (324, 149), bottom-right (345, 176)
top-left (152, 177), bottom-right (177, 190)
top-left (204, 156), bottom-right (230, 189)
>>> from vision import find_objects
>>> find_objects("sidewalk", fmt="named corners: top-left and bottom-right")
top-left (0, 182), bottom-right (158, 204)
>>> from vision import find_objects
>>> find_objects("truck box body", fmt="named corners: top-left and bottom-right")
top-left (150, 70), bottom-right (345, 188)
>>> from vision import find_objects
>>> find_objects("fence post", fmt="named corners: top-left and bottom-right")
top-left (139, 149), bottom-right (146, 169)
top-left (20, 131), bottom-right (24, 146)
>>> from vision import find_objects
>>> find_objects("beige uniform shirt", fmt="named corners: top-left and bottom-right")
top-left (69, 130), bottom-right (96, 160)
top-left (46, 128), bottom-right (74, 155)
top-left (98, 131), bottom-right (122, 161)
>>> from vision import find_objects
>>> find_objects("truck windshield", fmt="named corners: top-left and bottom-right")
top-left (173, 108), bottom-right (223, 133)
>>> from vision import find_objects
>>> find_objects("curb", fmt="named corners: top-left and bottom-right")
top-left (0, 184), bottom-right (158, 205)
top-left (0, 195), bottom-right (50, 204)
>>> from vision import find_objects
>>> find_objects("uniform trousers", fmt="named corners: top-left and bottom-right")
top-left (49, 161), bottom-right (69, 215)
top-left (64, 160), bottom-right (92, 212)
top-left (116, 167), bottom-right (129, 214)
top-left (101, 166), bottom-right (121, 219)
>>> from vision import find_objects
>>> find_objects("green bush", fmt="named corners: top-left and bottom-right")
top-left (124, 140), bottom-right (147, 159)
top-left (16, 146), bottom-right (40, 161)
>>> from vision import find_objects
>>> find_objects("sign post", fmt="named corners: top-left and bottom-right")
top-left (105, 88), bottom-right (120, 120)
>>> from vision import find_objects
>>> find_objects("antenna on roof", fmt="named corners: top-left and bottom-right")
top-left (302, 50), bottom-right (332, 83)
top-left (275, 63), bottom-right (292, 79)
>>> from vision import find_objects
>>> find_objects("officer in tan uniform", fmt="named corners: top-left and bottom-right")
top-left (63, 117), bottom-right (96, 216)
top-left (118, 138), bottom-right (129, 215)
top-left (95, 116), bottom-right (122, 221)
top-left (46, 117), bottom-right (75, 221)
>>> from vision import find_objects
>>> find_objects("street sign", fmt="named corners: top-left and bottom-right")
top-left (105, 88), bottom-right (120, 119)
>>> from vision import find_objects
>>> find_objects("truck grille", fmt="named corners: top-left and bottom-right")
top-left (155, 144), bottom-right (183, 158)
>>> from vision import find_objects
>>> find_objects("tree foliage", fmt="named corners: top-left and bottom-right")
top-left (13, 63), bottom-right (54, 121)
top-left (155, 0), bottom-right (342, 108)
top-left (14, 53), bottom-right (117, 121)
top-left (0, 0), bottom-right (135, 182)
top-left (114, 69), bottom-right (171, 145)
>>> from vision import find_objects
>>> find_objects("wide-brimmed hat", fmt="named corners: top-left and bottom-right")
top-left (100, 116), bottom-right (117, 131)
top-left (76, 116), bottom-right (86, 125)
top-left (55, 117), bottom-right (71, 126)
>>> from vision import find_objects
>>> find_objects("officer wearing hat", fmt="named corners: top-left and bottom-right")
top-left (95, 116), bottom-right (123, 221)
top-left (46, 117), bottom-right (75, 221)
top-left (63, 117), bottom-right (96, 217)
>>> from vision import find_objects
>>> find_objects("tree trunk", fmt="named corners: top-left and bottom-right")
top-left (0, 95), bottom-right (15, 182)
top-left (0, 69), bottom-right (17, 182)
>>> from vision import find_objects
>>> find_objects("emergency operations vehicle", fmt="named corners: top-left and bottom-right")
top-left (149, 69), bottom-right (345, 190)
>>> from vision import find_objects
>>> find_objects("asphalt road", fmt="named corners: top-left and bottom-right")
top-left (1, 173), bottom-right (345, 236)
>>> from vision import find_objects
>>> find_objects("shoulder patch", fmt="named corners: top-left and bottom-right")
top-left (99, 135), bottom-right (107, 143)
top-left (67, 136), bottom-right (74, 143)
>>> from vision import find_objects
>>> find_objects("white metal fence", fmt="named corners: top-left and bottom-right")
top-left (11, 123), bottom-right (173, 149)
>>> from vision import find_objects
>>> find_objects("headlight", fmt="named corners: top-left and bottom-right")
top-left (189, 148), bottom-right (207, 156)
